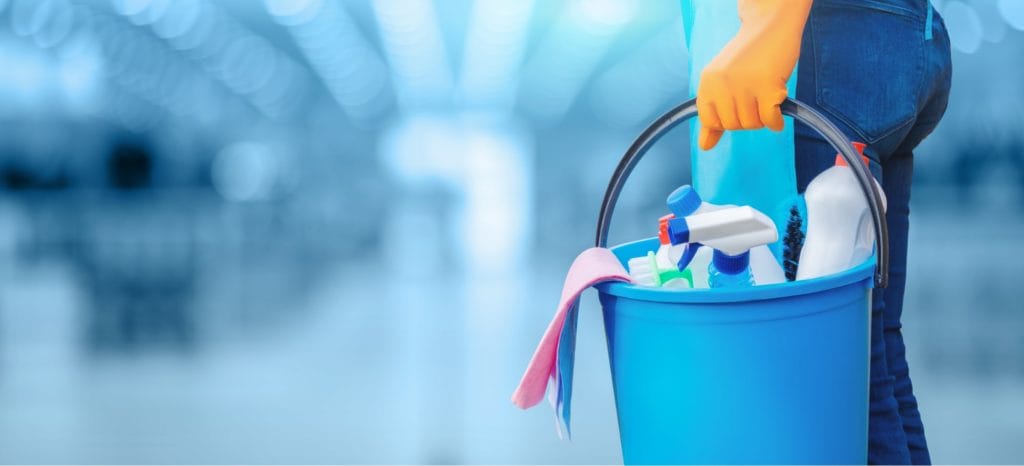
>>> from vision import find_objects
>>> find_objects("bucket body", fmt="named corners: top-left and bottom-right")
top-left (597, 238), bottom-right (872, 464)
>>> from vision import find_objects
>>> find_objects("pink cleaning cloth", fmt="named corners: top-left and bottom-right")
top-left (511, 247), bottom-right (630, 409)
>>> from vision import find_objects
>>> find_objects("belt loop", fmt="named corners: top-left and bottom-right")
top-left (924, 1), bottom-right (934, 40)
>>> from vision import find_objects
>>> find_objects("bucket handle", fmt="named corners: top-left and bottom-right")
top-left (594, 97), bottom-right (889, 288)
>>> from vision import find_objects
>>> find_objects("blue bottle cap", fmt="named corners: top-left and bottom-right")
top-left (712, 250), bottom-right (750, 275)
top-left (666, 185), bottom-right (703, 217)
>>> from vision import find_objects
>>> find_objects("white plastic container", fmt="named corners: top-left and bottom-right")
top-left (687, 245), bottom-right (713, 288)
top-left (750, 244), bottom-right (786, 285)
top-left (797, 152), bottom-right (887, 280)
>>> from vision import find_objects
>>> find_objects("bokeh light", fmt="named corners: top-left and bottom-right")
top-left (944, 1), bottom-right (984, 54)
top-left (0, 1), bottom-right (1021, 463)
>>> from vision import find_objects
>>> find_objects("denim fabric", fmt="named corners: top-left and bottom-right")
top-left (794, 1), bottom-right (952, 464)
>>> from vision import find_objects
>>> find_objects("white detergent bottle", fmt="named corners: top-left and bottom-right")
top-left (654, 214), bottom-right (684, 271)
top-left (686, 245), bottom-right (713, 289)
top-left (750, 244), bottom-right (786, 285)
top-left (797, 147), bottom-right (887, 280)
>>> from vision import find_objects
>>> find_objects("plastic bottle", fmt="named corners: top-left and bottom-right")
top-left (654, 214), bottom-right (685, 271)
top-left (634, 186), bottom-right (785, 289)
top-left (708, 250), bottom-right (754, 288)
top-left (688, 245), bottom-right (713, 288)
top-left (660, 186), bottom-right (706, 273)
top-left (796, 147), bottom-right (887, 280)
top-left (750, 244), bottom-right (786, 285)
top-left (667, 205), bottom-right (779, 289)
top-left (629, 186), bottom-right (710, 288)
top-left (664, 185), bottom-right (724, 288)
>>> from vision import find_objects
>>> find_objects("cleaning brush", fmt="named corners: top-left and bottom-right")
top-left (627, 251), bottom-right (662, 287)
top-left (628, 250), bottom-right (694, 288)
top-left (782, 204), bottom-right (804, 281)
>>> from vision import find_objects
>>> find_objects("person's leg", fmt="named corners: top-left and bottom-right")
top-left (794, 4), bottom-right (917, 461)
top-left (880, 149), bottom-right (931, 465)
top-left (883, 12), bottom-right (952, 462)
top-left (795, 2), bottom-right (952, 462)
top-left (795, 131), bottom-right (912, 465)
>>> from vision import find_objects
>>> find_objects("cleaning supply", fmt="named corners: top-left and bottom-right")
top-left (686, 245), bottom-right (713, 288)
top-left (664, 185), bottom-right (711, 272)
top-left (667, 184), bottom-right (714, 216)
top-left (627, 251), bottom-right (693, 288)
top-left (666, 206), bottom-right (778, 289)
top-left (664, 185), bottom-right (784, 286)
top-left (654, 214), bottom-right (686, 271)
top-left (628, 215), bottom-right (693, 289)
top-left (797, 144), bottom-right (887, 280)
top-left (750, 243), bottom-right (786, 285)
top-left (627, 185), bottom-right (709, 289)
top-left (705, 243), bottom-right (787, 288)
top-left (666, 206), bottom-right (777, 256)
top-left (709, 250), bottom-right (754, 288)
top-left (647, 243), bottom-right (788, 288)
top-left (681, 0), bottom-right (805, 263)
top-left (627, 251), bottom-right (661, 287)
top-left (781, 205), bottom-right (805, 281)
top-left (512, 247), bottom-right (631, 437)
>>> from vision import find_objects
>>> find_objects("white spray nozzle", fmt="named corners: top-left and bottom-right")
top-left (667, 206), bottom-right (778, 256)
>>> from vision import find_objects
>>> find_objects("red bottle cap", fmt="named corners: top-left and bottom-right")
top-left (835, 141), bottom-right (870, 168)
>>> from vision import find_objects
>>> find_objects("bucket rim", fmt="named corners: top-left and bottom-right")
top-left (596, 237), bottom-right (875, 304)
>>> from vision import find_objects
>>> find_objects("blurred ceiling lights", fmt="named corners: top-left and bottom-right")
top-left (519, 0), bottom-right (636, 124)
top-left (457, 0), bottom-right (534, 113)
top-left (371, 0), bottom-right (453, 110)
top-left (264, 0), bottom-right (391, 125)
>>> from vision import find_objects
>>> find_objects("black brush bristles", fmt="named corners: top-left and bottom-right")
top-left (782, 205), bottom-right (804, 281)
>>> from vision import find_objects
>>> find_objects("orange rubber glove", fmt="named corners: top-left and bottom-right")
top-left (696, 0), bottom-right (814, 150)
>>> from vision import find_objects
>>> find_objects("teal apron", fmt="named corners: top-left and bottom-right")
top-left (680, 0), bottom-right (803, 261)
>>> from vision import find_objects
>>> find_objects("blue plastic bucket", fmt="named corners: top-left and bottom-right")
top-left (597, 238), bottom-right (872, 464)
top-left (591, 98), bottom-right (888, 464)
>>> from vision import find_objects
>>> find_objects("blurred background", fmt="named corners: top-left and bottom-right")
top-left (0, 0), bottom-right (1021, 463)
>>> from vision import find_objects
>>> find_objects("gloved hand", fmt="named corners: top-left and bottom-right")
top-left (696, 0), bottom-right (814, 150)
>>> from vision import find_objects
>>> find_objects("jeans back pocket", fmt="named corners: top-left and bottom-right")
top-left (810, 3), bottom-right (926, 144)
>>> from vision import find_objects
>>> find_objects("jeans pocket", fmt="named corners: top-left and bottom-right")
top-left (810, 4), bottom-right (925, 144)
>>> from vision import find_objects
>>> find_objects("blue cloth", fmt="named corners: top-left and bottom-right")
top-left (794, 0), bottom-right (951, 463)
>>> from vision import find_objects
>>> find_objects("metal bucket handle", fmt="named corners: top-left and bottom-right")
top-left (594, 97), bottom-right (889, 288)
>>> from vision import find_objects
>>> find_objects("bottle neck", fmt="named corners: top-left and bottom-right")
top-left (712, 250), bottom-right (750, 275)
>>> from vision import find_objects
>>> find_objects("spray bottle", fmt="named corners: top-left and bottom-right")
top-left (629, 185), bottom-right (709, 288)
top-left (666, 206), bottom-right (779, 289)
top-left (665, 185), bottom-right (785, 287)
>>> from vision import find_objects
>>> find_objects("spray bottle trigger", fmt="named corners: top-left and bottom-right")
top-left (676, 242), bottom-right (702, 271)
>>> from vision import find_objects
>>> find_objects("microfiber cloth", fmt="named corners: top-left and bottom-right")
top-left (511, 247), bottom-right (631, 438)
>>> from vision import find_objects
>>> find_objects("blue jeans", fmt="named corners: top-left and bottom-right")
top-left (794, 0), bottom-right (952, 463)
